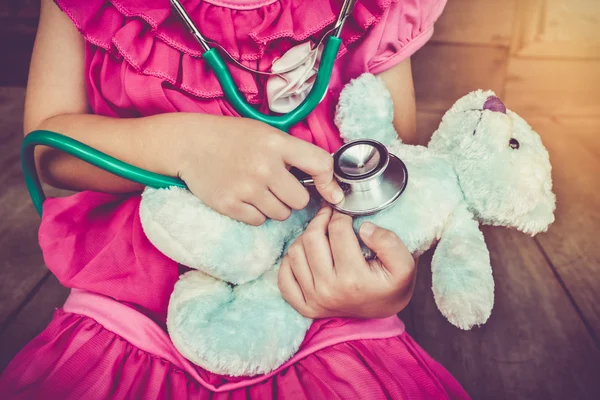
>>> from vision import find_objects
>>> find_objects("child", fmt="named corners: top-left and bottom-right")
top-left (0, 0), bottom-right (469, 398)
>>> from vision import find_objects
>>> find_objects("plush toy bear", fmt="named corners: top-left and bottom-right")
top-left (139, 73), bottom-right (556, 377)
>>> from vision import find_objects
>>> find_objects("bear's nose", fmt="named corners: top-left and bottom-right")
top-left (483, 96), bottom-right (506, 113)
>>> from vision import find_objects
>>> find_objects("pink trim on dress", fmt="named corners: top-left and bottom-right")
top-left (201, 0), bottom-right (280, 10)
top-left (62, 289), bottom-right (405, 392)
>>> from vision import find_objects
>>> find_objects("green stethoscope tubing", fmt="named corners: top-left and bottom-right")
top-left (203, 38), bottom-right (341, 131)
top-left (21, 131), bottom-right (188, 216)
top-left (21, 37), bottom-right (342, 217)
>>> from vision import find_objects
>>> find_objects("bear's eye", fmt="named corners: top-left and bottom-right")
top-left (509, 138), bottom-right (520, 149)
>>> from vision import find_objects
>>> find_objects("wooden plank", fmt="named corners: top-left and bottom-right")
top-left (528, 116), bottom-right (600, 339)
top-left (1, 0), bottom-right (40, 18)
top-left (411, 228), bottom-right (600, 399)
top-left (0, 21), bottom-right (37, 86)
top-left (412, 44), bottom-right (509, 112)
top-left (511, 0), bottom-right (600, 59)
top-left (432, 0), bottom-right (517, 47)
top-left (0, 87), bottom-right (70, 327)
top-left (0, 87), bottom-right (49, 327)
top-left (0, 274), bottom-right (70, 372)
top-left (0, 185), bottom-right (48, 328)
top-left (504, 58), bottom-right (600, 117)
top-left (398, 303), bottom-right (417, 339)
top-left (0, 87), bottom-right (27, 186)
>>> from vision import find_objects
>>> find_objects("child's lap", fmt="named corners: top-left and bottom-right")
top-left (0, 308), bottom-right (468, 399)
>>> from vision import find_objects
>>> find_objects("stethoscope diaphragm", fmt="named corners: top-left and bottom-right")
top-left (292, 139), bottom-right (408, 216)
top-left (331, 140), bottom-right (408, 216)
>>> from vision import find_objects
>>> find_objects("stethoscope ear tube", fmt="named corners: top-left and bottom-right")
top-left (169, 0), bottom-right (342, 132)
top-left (21, 130), bottom-right (187, 216)
top-left (201, 36), bottom-right (340, 132)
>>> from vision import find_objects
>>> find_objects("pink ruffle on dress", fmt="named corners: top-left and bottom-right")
top-left (0, 0), bottom-right (470, 399)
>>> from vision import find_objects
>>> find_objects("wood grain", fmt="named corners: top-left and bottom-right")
top-left (511, 0), bottom-right (600, 59)
top-left (529, 116), bottom-right (600, 340)
top-left (413, 44), bottom-right (509, 112)
top-left (504, 58), bottom-right (600, 117)
top-left (0, 87), bottom-right (69, 327)
top-left (0, 274), bottom-right (70, 372)
top-left (432, 0), bottom-right (517, 47)
top-left (0, 0), bottom-right (40, 18)
top-left (0, 20), bottom-right (37, 86)
top-left (0, 87), bottom-right (48, 327)
top-left (412, 229), bottom-right (600, 400)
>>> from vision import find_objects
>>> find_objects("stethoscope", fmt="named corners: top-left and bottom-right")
top-left (21, 0), bottom-right (407, 220)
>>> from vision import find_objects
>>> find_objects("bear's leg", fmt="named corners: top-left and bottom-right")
top-left (431, 203), bottom-right (494, 330)
top-left (167, 266), bottom-right (312, 377)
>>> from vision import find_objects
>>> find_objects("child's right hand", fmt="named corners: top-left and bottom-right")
top-left (176, 117), bottom-right (344, 226)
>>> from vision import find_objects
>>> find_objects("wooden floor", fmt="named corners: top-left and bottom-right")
top-left (1, 0), bottom-right (599, 398)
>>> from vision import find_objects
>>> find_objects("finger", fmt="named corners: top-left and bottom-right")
top-left (327, 211), bottom-right (365, 271)
top-left (312, 173), bottom-right (345, 207)
top-left (278, 258), bottom-right (313, 317)
top-left (269, 171), bottom-right (311, 211)
top-left (287, 244), bottom-right (315, 293)
top-left (359, 222), bottom-right (414, 275)
top-left (301, 207), bottom-right (335, 279)
top-left (252, 190), bottom-right (292, 221)
top-left (281, 137), bottom-right (345, 205)
top-left (367, 255), bottom-right (417, 311)
top-left (217, 199), bottom-right (266, 226)
top-left (303, 203), bottom-right (334, 234)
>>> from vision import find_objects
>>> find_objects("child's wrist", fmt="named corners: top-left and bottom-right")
top-left (140, 113), bottom-right (203, 178)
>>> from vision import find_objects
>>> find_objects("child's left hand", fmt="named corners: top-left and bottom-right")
top-left (278, 205), bottom-right (416, 319)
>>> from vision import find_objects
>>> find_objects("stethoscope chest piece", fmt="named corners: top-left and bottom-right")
top-left (331, 140), bottom-right (408, 216)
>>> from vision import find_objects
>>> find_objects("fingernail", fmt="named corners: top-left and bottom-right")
top-left (332, 188), bottom-right (344, 204)
top-left (360, 222), bottom-right (376, 239)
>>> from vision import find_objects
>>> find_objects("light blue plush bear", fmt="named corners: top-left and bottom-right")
top-left (139, 73), bottom-right (556, 377)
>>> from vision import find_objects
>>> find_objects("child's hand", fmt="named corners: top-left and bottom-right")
top-left (278, 205), bottom-right (416, 319)
top-left (177, 117), bottom-right (344, 226)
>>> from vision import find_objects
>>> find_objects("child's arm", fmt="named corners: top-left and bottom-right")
top-left (27, 0), bottom-right (343, 226)
top-left (377, 58), bottom-right (418, 144)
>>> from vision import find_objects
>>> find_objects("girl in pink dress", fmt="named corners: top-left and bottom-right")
top-left (1, 0), bottom-right (470, 398)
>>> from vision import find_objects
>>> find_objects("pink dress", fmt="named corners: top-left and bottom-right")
top-left (1, 0), bottom-right (470, 398)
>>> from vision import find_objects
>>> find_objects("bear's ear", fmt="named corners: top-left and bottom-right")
top-left (335, 73), bottom-right (398, 145)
